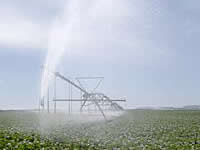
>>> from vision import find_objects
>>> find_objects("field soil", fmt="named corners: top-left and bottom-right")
top-left (0, 110), bottom-right (200, 149)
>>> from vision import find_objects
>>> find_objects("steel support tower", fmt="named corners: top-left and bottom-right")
top-left (40, 70), bottom-right (126, 120)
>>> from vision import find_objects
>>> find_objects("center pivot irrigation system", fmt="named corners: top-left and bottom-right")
top-left (40, 71), bottom-right (126, 120)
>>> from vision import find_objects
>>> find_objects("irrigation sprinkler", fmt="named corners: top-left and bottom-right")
top-left (40, 68), bottom-right (126, 120)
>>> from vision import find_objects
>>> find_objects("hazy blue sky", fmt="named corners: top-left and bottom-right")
top-left (0, 0), bottom-right (200, 109)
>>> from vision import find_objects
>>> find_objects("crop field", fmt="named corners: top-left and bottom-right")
top-left (0, 110), bottom-right (200, 150)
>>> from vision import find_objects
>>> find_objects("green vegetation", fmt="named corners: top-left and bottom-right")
top-left (0, 110), bottom-right (200, 149)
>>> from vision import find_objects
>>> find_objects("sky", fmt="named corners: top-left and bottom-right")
top-left (0, 0), bottom-right (200, 109)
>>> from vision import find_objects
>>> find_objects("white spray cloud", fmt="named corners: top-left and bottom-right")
top-left (40, 0), bottom-right (92, 99)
